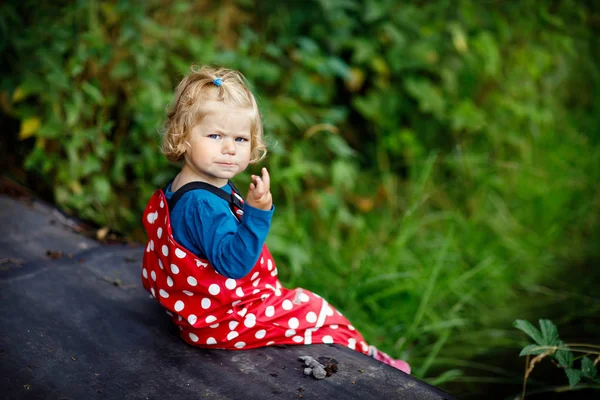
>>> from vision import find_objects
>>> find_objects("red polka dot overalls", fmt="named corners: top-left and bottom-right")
top-left (141, 186), bottom-right (375, 356)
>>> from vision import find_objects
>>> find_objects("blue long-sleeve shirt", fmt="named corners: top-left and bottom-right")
top-left (165, 182), bottom-right (274, 279)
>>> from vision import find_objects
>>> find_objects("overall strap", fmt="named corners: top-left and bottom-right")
top-left (167, 181), bottom-right (243, 214)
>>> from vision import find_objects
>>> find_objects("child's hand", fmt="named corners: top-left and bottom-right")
top-left (246, 167), bottom-right (272, 211)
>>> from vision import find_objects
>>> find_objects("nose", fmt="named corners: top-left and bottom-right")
top-left (221, 137), bottom-right (236, 155)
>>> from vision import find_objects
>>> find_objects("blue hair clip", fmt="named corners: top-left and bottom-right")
top-left (213, 78), bottom-right (222, 87)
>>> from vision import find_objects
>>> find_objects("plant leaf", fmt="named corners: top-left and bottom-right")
top-left (514, 319), bottom-right (544, 344)
top-left (581, 356), bottom-right (597, 379)
top-left (555, 347), bottom-right (573, 368)
top-left (19, 117), bottom-right (41, 140)
top-left (519, 344), bottom-right (550, 356)
top-left (565, 368), bottom-right (583, 388)
top-left (539, 319), bottom-right (560, 346)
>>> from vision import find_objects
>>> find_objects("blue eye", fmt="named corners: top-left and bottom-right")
top-left (208, 134), bottom-right (220, 139)
top-left (235, 137), bottom-right (249, 143)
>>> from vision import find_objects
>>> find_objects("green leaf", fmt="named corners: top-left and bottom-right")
top-left (539, 319), bottom-right (560, 346)
top-left (404, 78), bottom-right (445, 119)
top-left (555, 347), bottom-right (573, 368)
top-left (565, 368), bottom-right (583, 388)
top-left (581, 356), bottom-right (597, 379)
top-left (519, 344), bottom-right (549, 356)
top-left (514, 319), bottom-right (544, 345)
top-left (81, 81), bottom-right (105, 105)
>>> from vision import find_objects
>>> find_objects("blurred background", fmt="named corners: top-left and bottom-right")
top-left (1, 0), bottom-right (599, 398)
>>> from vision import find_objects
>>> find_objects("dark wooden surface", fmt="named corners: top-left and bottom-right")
top-left (0, 195), bottom-right (456, 400)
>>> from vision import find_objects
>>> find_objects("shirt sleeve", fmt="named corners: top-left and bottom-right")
top-left (184, 194), bottom-right (274, 279)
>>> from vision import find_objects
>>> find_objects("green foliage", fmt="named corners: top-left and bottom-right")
top-left (515, 319), bottom-right (600, 390)
top-left (1, 0), bottom-right (599, 394)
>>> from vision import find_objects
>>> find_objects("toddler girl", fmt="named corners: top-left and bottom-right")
top-left (141, 65), bottom-right (410, 374)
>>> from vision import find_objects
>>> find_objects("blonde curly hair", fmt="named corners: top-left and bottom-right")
top-left (161, 65), bottom-right (267, 163)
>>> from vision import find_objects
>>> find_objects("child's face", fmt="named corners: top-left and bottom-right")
top-left (184, 102), bottom-right (252, 187)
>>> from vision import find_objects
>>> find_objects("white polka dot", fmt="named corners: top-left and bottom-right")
top-left (255, 329), bottom-right (266, 339)
top-left (146, 212), bottom-right (156, 224)
top-left (175, 248), bottom-right (186, 259)
top-left (265, 306), bottom-right (275, 317)
top-left (306, 312), bottom-right (317, 324)
top-left (150, 240), bottom-right (154, 251)
top-left (348, 325), bottom-right (355, 331)
top-left (252, 278), bottom-right (261, 287)
top-left (187, 276), bottom-right (198, 286)
top-left (170, 264), bottom-right (179, 274)
top-left (167, 276), bottom-right (173, 287)
top-left (160, 200), bottom-right (164, 208)
top-left (271, 268), bottom-right (278, 277)
top-left (232, 300), bottom-right (242, 307)
top-left (165, 311), bottom-right (173, 317)
top-left (183, 290), bottom-right (194, 296)
top-left (236, 287), bottom-right (244, 297)
top-left (150, 288), bottom-right (156, 298)
top-left (189, 333), bottom-right (199, 342)
top-left (229, 321), bottom-right (239, 330)
top-left (162, 245), bottom-right (168, 257)
top-left (227, 331), bottom-right (239, 341)
top-left (206, 337), bottom-right (216, 345)
top-left (266, 341), bottom-right (275, 346)
top-left (158, 259), bottom-right (164, 269)
top-left (188, 314), bottom-right (197, 325)
top-left (282, 300), bottom-right (293, 310)
top-left (322, 335), bottom-right (333, 344)
top-left (261, 294), bottom-right (269, 301)
top-left (260, 257), bottom-right (264, 264)
top-left (174, 300), bottom-right (184, 312)
top-left (288, 317), bottom-right (299, 329)
top-left (252, 289), bottom-right (260, 294)
top-left (361, 342), bottom-right (369, 352)
top-left (225, 279), bottom-right (236, 290)
top-left (209, 323), bottom-right (219, 328)
top-left (151, 270), bottom-right (156, 281)
top-left (347, 338), bottom-right (356, 350)
top-left (201, 298), bottom-right (211, 309)
top-left (285, 329), bottom-right (296, 337)
top-left (275, 289), bottom-right (282, 296)
top-left (267, 259), bottom-right (273, 270)
top-left (157, 227), bottom-right (162, 239)
top-left (142, 268), bottom-right (148, 279)
top-left (325, 306), bottom-right (334, 316)
top-left (146, 242), bottom-right (151, 252)
top-left (159, 289), bottom-right (169, 298)
top-left (244, 316), bottom-right (256, 328)
top-left (209, 284), bottom-right (220, 295)
top-left (251, 272), bottom-right (259, 280)
top-left (330, 324), bottom-right (339, 329)
top-left (234, 342), bottom-right (246, 348)
top-left (205, 315), bottom-right (216, 323)
top-left (238, 308), bottom-right (247, 317)
top-left (299, 293), bottom-right (310, 302)
top-left (292, 336), bottom-right (304, 343)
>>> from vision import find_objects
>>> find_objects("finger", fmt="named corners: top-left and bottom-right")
top-left (261, 168), bottom-right (270, 191)
top-left (254, 175), bottom-right (264, 193)
top-left (249, 182), bottom-right (255, 191)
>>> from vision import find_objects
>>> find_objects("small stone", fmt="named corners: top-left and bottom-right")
top-left (304, 367), bottom-right (313, 376)
top-left (312, 366), bottom-right (327, 380)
